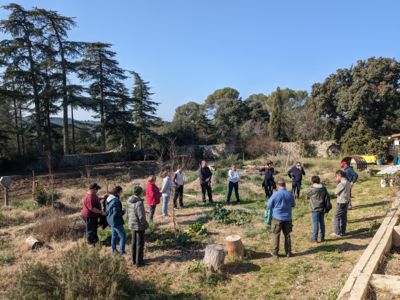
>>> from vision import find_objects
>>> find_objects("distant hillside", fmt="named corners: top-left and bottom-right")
top-left (49, 117), bottom-right (100, 128)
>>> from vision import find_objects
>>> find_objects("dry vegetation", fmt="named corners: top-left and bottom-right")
top-left (0, 158), bottom-right (395, 299)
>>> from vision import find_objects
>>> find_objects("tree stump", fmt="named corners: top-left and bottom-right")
top-left (225, 235), bottom-right (245, 258)
top-left (26, 236), bottom-right (44, 250)
top-left (204, 244), bottom-right (225, 272)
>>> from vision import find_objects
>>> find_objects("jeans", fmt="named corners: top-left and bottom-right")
top-left (82, 216), bottom-right (99, 245)
top-left (272, 218), bottom-right (292, 256)
top-left (292, 181), bottom-right (301, 198)
top-left (111, 225), bottom-right (126, 253)
top-left (264, 181), bottom-right (275, 198)
top-left (201, 183), bottom-right (213, 202)
top-left (162, 194), bottom-right (170, 216)
top-left (226, 181), bottom-right (240, 203)
top-left (334, 203), bottom-right (348, 235)
top-left (149, 205), bottom-right (156, 221)
top-left (173, 185), bottom-right (184, 208)
top-left (311, 211), bottom-right (325, 241)
top-left (131, 230), bottom-right (145, 266)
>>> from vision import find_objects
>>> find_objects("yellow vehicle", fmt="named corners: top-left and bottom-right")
top-left (361, 155), bottom-right (377, 164)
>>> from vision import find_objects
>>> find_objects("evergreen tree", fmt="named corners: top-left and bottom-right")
top-left (34, 8), bottom-right (83, 154)
top-left (131, 72), bottom-right (160, 150)
top-left (0, 3), bottom-right (46, 152)
top-left (269, 87), bottom-right (284, 141)
top-left (79, 42), bottom-right (127, 151)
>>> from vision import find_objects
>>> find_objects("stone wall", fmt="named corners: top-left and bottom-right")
top-left (26, 152), bottom-right (135, 171)
top-left (280, 140), bottom-right (339, 158)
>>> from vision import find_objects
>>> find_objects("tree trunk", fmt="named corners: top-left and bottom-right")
top-left (19, 104), bottom-right (25, 155)
top-left (99, 53), bottom-right (106, 151)
top-left (51, 19), bottom-right (70, 155)
top-left (71, 104), bottom-right (76, 154)
top-left (26, 36), bottom-right (43, 153)
top-left (12, 97), bottom-right (21, 156)
top-left (203, 244), bottom-right (225, 272)
top-left (225, 235), bottom-right (245, 258)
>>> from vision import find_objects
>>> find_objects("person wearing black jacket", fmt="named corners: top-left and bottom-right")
top-left (259, 161), bottom-right (276, 198)
top-left (288, 161), bottom-right (306, 199)
top-left (199, 160), bottom-right (213, 204)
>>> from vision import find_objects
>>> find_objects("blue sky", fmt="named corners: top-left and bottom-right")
top-left (1, 0), bottom-right (400, 121)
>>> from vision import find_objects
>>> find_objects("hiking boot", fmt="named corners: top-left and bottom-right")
top-left (330, 233), bottom-right (342, 239)
top-left (286, 253), bottom-right (293, 258)
top-left (310, 238), bottom-right (318, 244)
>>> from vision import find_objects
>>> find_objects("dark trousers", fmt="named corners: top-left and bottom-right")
top-left (311, 211), bottom-right (325, 241)
top-left (264, 183), bottom-right (274, 198)
top-left (82, 216), bottom-right (99, 245)
top-left (131, 230), bottom-right (145, 266)
top-left (226, 181), bottom-right (240, 203)
top-left (149, 205), bottom-right (156, 221)
top-left (272, 218), bottom-right (292, 256)
top-left (201, 183), bottom-right (213, 202)
top-left (291, 181), bottom-right (301, 198)
top-left (334, 203), bottom-right (348, 235)
top-left (173, 185), bottom-right (184, 208)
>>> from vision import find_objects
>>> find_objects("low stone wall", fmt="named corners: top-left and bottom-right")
top-left (176, 144), bottom-right (236, 159)
top-left (26, 152), bottom-right (134, 171)
top-left (280, 140), bottom-right (339, 158)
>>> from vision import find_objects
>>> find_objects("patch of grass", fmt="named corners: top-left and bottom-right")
top-left (11, 199), bottom-right (36, 210)
top-left (0, 238), bottom-right (10, 250)
top-left (0, 252), bottom-right (15, 265)
top-left (208, 203), bottom-right (252, 225)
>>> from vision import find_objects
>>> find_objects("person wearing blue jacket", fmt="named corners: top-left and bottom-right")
top-left (105, 186), bottom-right (126, 254)
top-left (343, 161), bottom-right (358, 209)
top-left (260, 161), bottom-right (276, 198)
top-left (288, 162), bottom-right (306, 199)
top-left (267, 179), bottom-right (296, 258)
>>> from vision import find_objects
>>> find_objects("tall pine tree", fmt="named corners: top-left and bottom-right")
top-left (131, 72), bottom-right (160, 150)
top-left (79, 42), bottom-right (127, 151)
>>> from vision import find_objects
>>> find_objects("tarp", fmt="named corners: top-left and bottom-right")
top-left (377, 165), bottom-right (400, 175)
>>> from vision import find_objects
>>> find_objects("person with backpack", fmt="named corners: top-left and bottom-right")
top-left (105, 186), bottom-right (126, 254)
top-left (80, 183), bottom-right (107, 245)
top-left (287, 161), bottom-right (306, 199)
top-left (127, 185), bottom-right (149, 267)
top-left (331, 170), bottom-right (351, 237)
top-left (341, 161), bottom-right (358, 209)
top-left (172, 165), bottom-right (185, 209)
top-left (267, 179), bottom-right (296, 258)
top-left (199, 160), bottom-right (213, 204)
top-left (146, 175), bottom-right (161, 222)
top-left (260, 161), bottom-right (276, 198)
top-left (305, 176), bottom-right (331, 243)
top-left (160, 170), bottom-right (173, 217)
top-left (226, 164), bottom-right (240, 205)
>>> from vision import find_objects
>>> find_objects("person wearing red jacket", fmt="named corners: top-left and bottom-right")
top-left (146, 175), bottom-right (161, 222)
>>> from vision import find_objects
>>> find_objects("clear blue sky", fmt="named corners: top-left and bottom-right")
top-left (2, 0), bottom-right (400, 121)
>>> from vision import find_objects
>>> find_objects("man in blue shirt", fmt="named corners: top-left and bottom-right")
top-left (267, 179), bottom-right (296, 258)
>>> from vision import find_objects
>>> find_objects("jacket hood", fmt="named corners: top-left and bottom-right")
top-left (312, 183), bottom-right (323, 188)
top-left (127, 195), bottom-right (142, 204)
top-left (106, 194), bottom-right (118, 203)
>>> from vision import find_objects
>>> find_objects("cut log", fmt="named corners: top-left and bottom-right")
top-left (226, 235), bottom-right (245, 258)
top-left (204, 244), bottom-right (225, 272)
top-left (26, 235), bottom-right (44, 250)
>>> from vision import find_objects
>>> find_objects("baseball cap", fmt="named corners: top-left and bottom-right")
top-left (89, 183), bottom-right (101, 190)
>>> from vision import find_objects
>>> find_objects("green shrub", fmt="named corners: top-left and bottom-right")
top-left (10, 244), bottom-right (144, 300)
top-left (214, 154), bottom-right (244, 169)
top-left (0, 252), bottom-right (14, 265)
top-left (188, 222), bottom-right (208, 237)
top-left (34, 185), bottom-right (61, 206)
top-left (209, 203), bottom-right (252, 225)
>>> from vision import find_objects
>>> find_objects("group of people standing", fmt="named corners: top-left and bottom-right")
top-left (265, 160), bottom-right (358, 257)
top-left (80, 158), bottom-right (359, 264)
